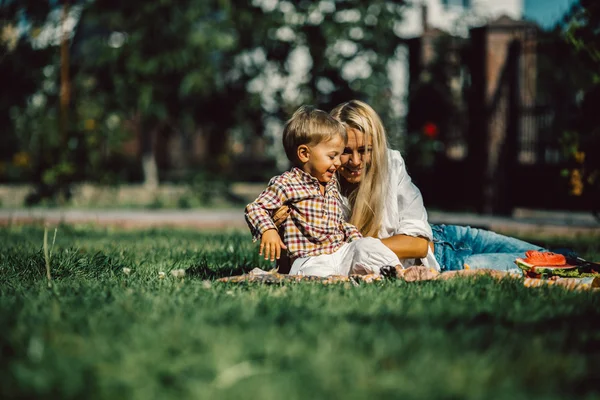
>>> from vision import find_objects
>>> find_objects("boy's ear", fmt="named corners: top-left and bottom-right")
top-left (297, 145), bottom-right (310, 163)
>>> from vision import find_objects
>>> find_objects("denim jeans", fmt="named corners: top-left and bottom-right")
top-left (431, 224), bottom-right (545, 272)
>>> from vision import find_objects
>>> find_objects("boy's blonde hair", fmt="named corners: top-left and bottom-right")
top-left (330, 100), bottom-right (389, 238)
top-left (283, 105), bottom-right (347, 165)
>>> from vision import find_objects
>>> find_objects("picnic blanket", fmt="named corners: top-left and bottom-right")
top-left (218, 267), bottom-right (387, 285)
top-left (218, 266), bottom-right (600, 291)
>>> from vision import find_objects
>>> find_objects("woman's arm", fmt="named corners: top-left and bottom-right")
top-left (380, 150), bottom-right (433, 259)
top-left (391, 152), bottom-right (432, 240)
top-left (380, 234), bottom-right (430, 259)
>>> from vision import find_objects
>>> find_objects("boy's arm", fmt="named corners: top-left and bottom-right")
top-left (244, 177), bottom-right (288, 241)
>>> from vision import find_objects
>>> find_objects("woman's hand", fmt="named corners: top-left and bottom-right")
top-left (272, 205), bottom-right (291, 227)
top-left (260, 229), bottom-right (287, 261)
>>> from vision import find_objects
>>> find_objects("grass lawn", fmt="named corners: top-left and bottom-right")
top-left (1, 226), bottom-right (599, 399)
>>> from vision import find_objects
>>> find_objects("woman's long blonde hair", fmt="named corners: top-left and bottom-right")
top-left (330, 100), bottom-right (389, 237)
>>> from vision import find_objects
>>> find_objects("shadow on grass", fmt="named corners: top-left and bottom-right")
top-left (185, 262), bottom-right (255, 280)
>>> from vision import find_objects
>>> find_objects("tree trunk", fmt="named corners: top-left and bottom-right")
top-left (141, 123), bottom-right (159, 189)
top-left (59, 1), bottom-right (71, 146)
top-left (142, 153), bottom-right (158, 189)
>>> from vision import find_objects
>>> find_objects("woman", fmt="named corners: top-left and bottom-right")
top-left (329, 100), bottom-right (543, 273)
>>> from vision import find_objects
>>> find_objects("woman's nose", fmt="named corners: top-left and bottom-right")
top-left (350, 152), bottom-right (361, 166)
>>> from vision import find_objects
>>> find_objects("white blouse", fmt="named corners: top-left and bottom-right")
top-left (341, 148), bottom-right (441, 271)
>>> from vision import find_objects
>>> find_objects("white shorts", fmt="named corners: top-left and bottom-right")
top-left (289, 237), bottom-right (401, 277)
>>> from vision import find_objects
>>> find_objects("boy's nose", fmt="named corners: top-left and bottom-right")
top-left (334, 156), bottom-right (341, 168)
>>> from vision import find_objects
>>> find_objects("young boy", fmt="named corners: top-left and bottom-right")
top-left (245, 105), bottom-right (401, 277)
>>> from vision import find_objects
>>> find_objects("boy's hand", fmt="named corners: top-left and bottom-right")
top-left (260, 229), bottom-right (287, 261)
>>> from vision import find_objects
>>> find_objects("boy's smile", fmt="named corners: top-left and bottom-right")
top-left (301, 135), bottom-right (345, 185)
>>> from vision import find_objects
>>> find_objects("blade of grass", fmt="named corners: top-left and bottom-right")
top-left (43, 226), bottom-right (52, 287)
top-left (51, 227), bottom-right (58, 258)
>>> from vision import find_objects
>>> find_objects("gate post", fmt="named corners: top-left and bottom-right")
top-left (467, 16), bottom-right (538, 215)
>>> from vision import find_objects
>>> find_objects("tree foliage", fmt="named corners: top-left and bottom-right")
top-left (561, 0), bottom-right (600, 208)
top-left (2, 0), bottom-right (408, 201)
top-left (566, 0), bottom-right (600, 70)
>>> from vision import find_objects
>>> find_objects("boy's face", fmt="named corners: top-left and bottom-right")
top-left (300, 134), bottom-right (345, 184)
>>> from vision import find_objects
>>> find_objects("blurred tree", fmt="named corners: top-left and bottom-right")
top-left (249, 0), bottom-right (408, 145)
top-left (75, 0), bottom-right (408, 182)
top-left (0, 1), bottom-right (53, 178)
top-left (566, 0), bottom-right (600, 68)
top-left (3, 0), bottom-right (409, 200)
top-left (2, 1), bottom-right (94, 203)
top-left (562, 0), bottom-right (600, 214)
top-left (73, 0), bottom-right (250, 186)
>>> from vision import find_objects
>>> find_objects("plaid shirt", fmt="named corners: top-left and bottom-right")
top-left (245, 167), bottom-right (362, 259)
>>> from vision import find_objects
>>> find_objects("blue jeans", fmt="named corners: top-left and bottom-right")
top-left (431, 224), bottom-right (544, 272)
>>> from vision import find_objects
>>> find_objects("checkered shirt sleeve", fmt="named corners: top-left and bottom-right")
top-left (244, 176), bottom-right (287, 241)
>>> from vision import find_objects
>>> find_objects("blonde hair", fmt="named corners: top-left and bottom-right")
top-left (330, 100), bottom-right (389, 237)
top-left (282, 105), bottom-right (347, 165)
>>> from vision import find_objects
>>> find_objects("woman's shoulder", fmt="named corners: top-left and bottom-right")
top-left (386, 148), bottom-right (406, 167)
top-left (385, 148), bottom-right (408, 180)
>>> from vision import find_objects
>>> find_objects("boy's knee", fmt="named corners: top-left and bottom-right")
top-left (352, 237), bottom-right (378, 252)
top-left (351, 237), bottom-right (375, 263)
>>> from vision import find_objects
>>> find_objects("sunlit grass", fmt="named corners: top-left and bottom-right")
top-left (1, 226), bottom-right (599, 399)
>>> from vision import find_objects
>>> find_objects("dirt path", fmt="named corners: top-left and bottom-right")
top-left (1, 208), bottom-right (598, 236)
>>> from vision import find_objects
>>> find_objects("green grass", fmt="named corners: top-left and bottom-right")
top-left (1, 226), bottom-right (599, 400)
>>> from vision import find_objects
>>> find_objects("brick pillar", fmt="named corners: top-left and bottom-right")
top-left (468, 16), bottom-right (538, 215)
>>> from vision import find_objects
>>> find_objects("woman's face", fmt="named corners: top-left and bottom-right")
top-left (339, 128), bottom-right (372, 184)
